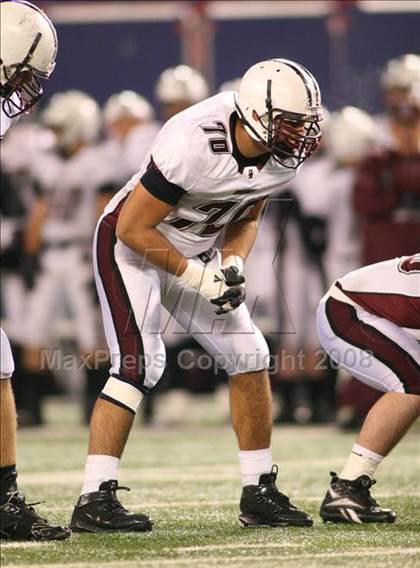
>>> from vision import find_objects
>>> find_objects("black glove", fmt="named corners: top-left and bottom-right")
top-left (210, 266), bottom-right (246, 315)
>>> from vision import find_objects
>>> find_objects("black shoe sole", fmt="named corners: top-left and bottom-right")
top-left (0, 530), bottom-right (71, 541)
top-left (70, 520), bottom-right (153, 533)
top-left (320, 511), bottom-right (396, 524)
top-left (239, 513), bottom-right (313, 528)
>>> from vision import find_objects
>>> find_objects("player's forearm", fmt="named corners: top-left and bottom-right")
top-left (116, 225), bottom-right (188, 276)
top-left (221, 218), bottom-right (259, 265)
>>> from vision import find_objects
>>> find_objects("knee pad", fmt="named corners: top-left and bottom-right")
top-left (101, 376), bottom-right (145, 413)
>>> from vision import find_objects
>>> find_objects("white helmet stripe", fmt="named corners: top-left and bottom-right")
top-left (275, 58), bottom-right (320, 108)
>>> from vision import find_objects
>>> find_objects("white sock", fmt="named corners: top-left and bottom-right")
top-left (239, 448), bottom-right (272, 487)
top-left (340, 443), bottom-right (383, 480)
top-left (80, 455), bottom-right (120, 495)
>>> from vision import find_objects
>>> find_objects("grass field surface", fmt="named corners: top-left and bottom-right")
top-left (1, 400), bottom-right (419, 568)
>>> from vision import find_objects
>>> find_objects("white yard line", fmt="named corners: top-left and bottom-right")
top-left (3, 548), bottom-right (420, 568)
top-left (177, 542), bottom-right (301, 552)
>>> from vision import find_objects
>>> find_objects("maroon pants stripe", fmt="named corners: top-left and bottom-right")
top-left (325, 297), bottom-right (420, 395)
top-left (96, 215), bottom-right (145, 388)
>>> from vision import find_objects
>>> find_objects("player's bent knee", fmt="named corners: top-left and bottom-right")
top-left (226, 327), bottom-right (270, 376)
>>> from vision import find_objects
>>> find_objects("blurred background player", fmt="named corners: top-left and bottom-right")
top-left (317, 254), bottom-right (420, 524)
top-left (21, 90), bottom-right (106, 425)
top-left (0, 0), bottom-right (70, 541)
top-left (155, 64), bottom-right (209, 121)
top-left (356, 54), bottom-right (420, 266)
top-left (98, 90), bottom-right (159, 212)
top-left (340, 55), bottom-right (420, 428)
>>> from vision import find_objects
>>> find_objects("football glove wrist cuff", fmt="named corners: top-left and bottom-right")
top-left (222, 254), bottom-right (244, 273)
top-left (179, 260), bottom-right (206, 291)
top-left (180, 261), bottom-right (227, 301)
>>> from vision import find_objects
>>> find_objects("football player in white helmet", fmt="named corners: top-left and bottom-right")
top-left (98, 91), bottom-right (160, 212)
top-left (104, 90), bottom-right (154, 140)
top-left (70, 59), bottom-right (322, 533)
top-left (235, 59), bottom-right (322, 169)
top-left (0, 0), bottom-right (57, 131)
top-left (376, 54), bottom-right (420, 147)
top-left (22, 90), bottom-right (103, 424)
top-left (0, 0), bottom-right (70, 541)
top-left (327, 106), bottom-right (375, 166)
top-left (42, 90), bottom-right (101, 153)
top-left (155, 64), bottom-right (209, 120)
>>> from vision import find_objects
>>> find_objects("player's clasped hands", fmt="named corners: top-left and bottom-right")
top-left (179, 261), bottom-right (246, 315)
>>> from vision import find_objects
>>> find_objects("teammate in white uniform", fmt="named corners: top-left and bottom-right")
top-left (22, 91), bottom-right (105, 422)
top-left (0, 0), bottom-right (70, 541)
top-left (97, 90), bottom-right (160, 213)
top-left (155, 64), bottom-right (209, 121)
top-left (70, 58), bottom-right (323, 532)
top-left (317, 254), bottom-right (420, 523)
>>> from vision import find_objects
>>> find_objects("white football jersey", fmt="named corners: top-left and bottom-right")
top-left (336, 255), bottom-right (420, 338)
top-left (105, 92), bottom-right (297, 257)
top-left (30, 144), bottom-right (108, 244)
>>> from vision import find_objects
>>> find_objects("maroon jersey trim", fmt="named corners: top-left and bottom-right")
top-left (95, 211), bottom-right (146, 390)
top-left (325, 296), bottom-right (420, 395)
top-left (336, 282), bottom-right (420, 330)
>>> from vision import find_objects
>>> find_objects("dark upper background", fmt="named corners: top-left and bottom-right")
top-left (35, 1), bottom-right (419, 112)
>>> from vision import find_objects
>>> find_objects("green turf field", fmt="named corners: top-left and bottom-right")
top-left (1, 400), bottom-right (419, 568)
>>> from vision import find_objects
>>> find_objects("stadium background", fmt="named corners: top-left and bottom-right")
top-left (39, 0), bottom-right (418, 110)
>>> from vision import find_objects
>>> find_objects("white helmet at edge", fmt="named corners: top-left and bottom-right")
top-left (235, 59), bottom-right (323, 169)
top-left (381, 54), bottom-right (420, 90)
top-left (155, 65), bottom-right (209, 104)
top-left (0, 0), bottom-right (58, 118)
top-left (42, 91), bottom-right (101, 149)
top-left (104, 91), bottom-right (154, 125)
top-left (326, 106), bottom-right (375, 164)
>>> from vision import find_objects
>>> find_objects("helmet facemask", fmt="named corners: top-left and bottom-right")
top-left (256, 79), bottom-right (322, 169)
top-left (1, 32), bottom-right (45, 118)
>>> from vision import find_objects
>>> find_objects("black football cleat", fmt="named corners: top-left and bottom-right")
top-left (70, 480), bottom-right (153, 533)
top-left (0, 491), bottom-right (71, 541)
top-left (320, 472), bottom-right (397, 524)
top-left (239, 465), bottom-right (313, 527)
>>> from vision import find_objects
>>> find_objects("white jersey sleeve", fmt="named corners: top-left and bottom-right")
top-left (0, 106), bottom-right (13, 140)
top-left (140, 116), bottom-right (206, 205)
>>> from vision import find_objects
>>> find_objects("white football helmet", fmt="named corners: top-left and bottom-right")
top-left (381, 54), bottom-right (420, 90)
top-left (235, 59), bottom-right (322, 169)
top-left (43, 91), bottom-right (101, 149)
top-left (327, 106), bottom-right (375, 164)
top-left (0, 0), bottom-right (57, 118)
top-left (104, 91), bottom-right (154, 125)
top-left (155, 65), bottom-right (209, 104)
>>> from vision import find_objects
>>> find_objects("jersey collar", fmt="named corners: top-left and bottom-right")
top-left (229, 112), bottom-right (271, 174)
